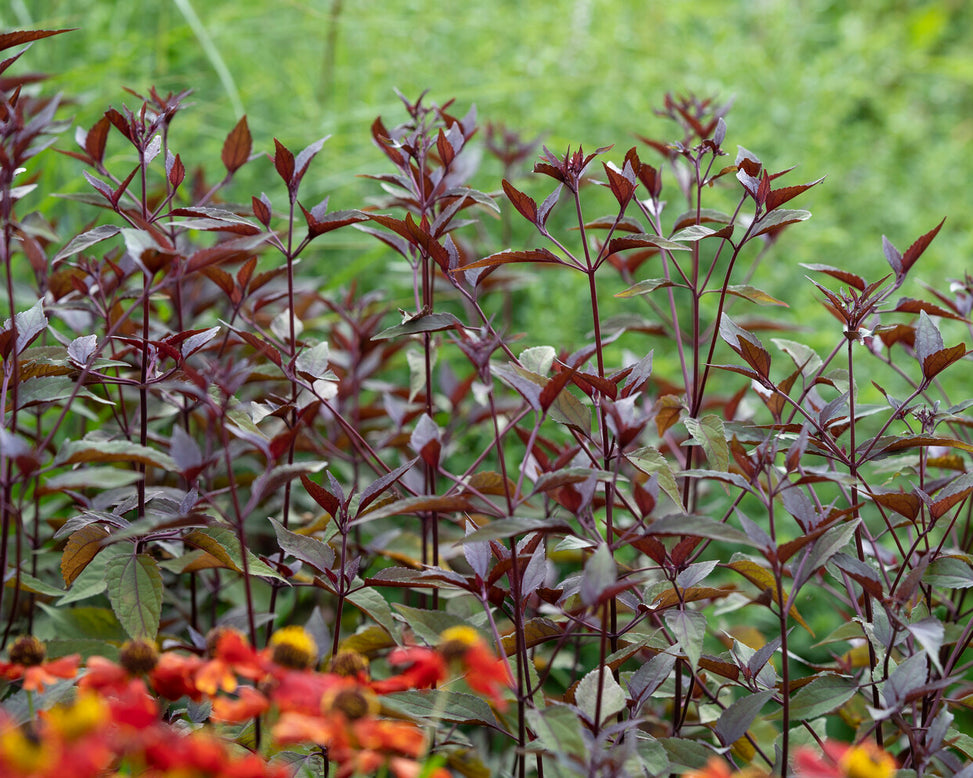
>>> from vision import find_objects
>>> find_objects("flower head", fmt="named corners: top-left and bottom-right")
top-left (0, 636), bottom-right (80, 692)
top-left (438, 626), bottom-right (512, 710)
top-left (269, 625), bottom-right (318, 671)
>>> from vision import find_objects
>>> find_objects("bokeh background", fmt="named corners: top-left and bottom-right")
top-left (8, 0), bottom-right (973, 323)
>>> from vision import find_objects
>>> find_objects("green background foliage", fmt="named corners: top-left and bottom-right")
top-left (7, 0), bottom-right (973, 335)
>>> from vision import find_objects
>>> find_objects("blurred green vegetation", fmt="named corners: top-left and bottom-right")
top-left (7, 0), bottom-right (973, 348)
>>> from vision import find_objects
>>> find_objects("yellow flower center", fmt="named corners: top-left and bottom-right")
top-left (270, 625), bottom-right (318, 670)
top-left (841, 743), bottom-right (896, 778)
top-left (439, 625), bottom-right (482, 661)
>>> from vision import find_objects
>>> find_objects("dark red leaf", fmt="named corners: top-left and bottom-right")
top-left (222, 116), bottom-right (251, 174)
top-left (900, 217), bottom-right (945, 277)
top-left (301, 474), bottom-right (340, 518)
top-left (501, 179), bottom-right (538, 224)
top-left (273, 138), bottom-right (295, 187)
top-left (765, 177), bottom-right (825, 212)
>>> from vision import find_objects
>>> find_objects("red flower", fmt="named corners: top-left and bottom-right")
top-left (369, 647), bottom-right (446, 694)
top-left (0, 636), bottom-right (80, 693)
top-left (438, 626), bottom-right (513, 710)
top-left (150, 651), bottom-right (205, 701)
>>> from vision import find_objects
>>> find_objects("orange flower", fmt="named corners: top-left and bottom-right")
top-left (0, 636), bottom-right (80, 693)
top-left (438, 626), bottom-right (513, 710)
top-left (794, 740), bottom-right (896, 778)
top-left (210, 685), bottom-right (270, 723)
top-left (685, 757), bottom-right (735, 778)
top-left (369, 646), bottom-right (447, 694)
top-left (195, 628), bottom-right (265, 696)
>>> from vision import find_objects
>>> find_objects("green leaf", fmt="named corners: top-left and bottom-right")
top-left (580, 543), bottom-right (617, 607)
top-left (772, 338), bottom-right (823, 375)
top-left (787, 674), bottom-right (856, 720)
top-left (659, 737), bottom-right (716, 771)
top-left (105, 548), bottom-right (163, 640)
top-left (705, 284), bottom-right (787, 306)
top-left (615, 278), bottom-right (680, 298)
top-left (346, 586), bottom-right (398, 638)
top-left (525, 705), bottom-right (587, 759)
top-left (646, 514), bottom-right (756, 547)
top-left (663, 609), bottom-right (706, 670)
top-left (683, 414), bottom-right (728, 472)
top-left (35, 604), bottom-right (127, 643)
top-left (374, 311), bottom-right (465, 340)
top-left (924, 556), bottom-right (973, 589)
top-left (519, 345), bottom-right (556, 374)
top-left (382, 690), bottom-right (504, 731)
top-left (906, 617), bottom-right (944, 675)
top-left (627, 446), bottom-right (683, 508)
top-left (576, 667), bottom-right (626, 725)
top-left (8, 571), bottom-right (65, 598)
top-left (752, 208), bottom-right (811, 236)
top-left (42, 466), bottom-right (143, 493)
top-left (183, 526), bottom-right (286, 580)
top-left (391, 604), bottom-right (469, 646)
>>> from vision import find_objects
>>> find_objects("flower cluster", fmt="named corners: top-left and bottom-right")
top-left (685, 740), bottom-right (897, 778)
top-left (0, 626), bottom-right (513, 778)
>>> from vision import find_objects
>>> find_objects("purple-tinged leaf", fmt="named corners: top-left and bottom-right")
top-left (882, 235), bottom-right (902, 275)
top-left (410, 413), bottom-right (442, 468)
top-left (714, 689), bottom-right (774, 747)
top-left (373, 311), bottom-right (465, 340)
top-left (923, 557), bottom-right (973, 589)
top-left (905, 617), bottom-right (944, 674)
top-left (81, 169), bottom-right (114, 203)
top-left (166, 150), bottom-right (185, 187)
top-left (608, 233), bottom-right (690, 254)
top-left (580, 543), bottom-right (617, 608)
top-left (719, 314), bottom-right (771, 377)
top-left (627, 652), bottom-right (676, 708)
top-left (459, 248), bottom-right (563, 273)
top-left (645, 513), bottom-right (755, 546)
top-left (67, 334), bottom-right (98, 366)
top-left (222, 115), bottom-right (251, 174)
top-left (615, 278), bottom-right (680, 299)
top-left (252, 193), bottom-right (272, 226)
top-left (170, 425), bottom-right (203, 473)
top-left (357, 458), bottom-right (419, 516)
top-left (269, 517), bottom-right (335, 573)
top-left (914, 310), bottom-right (943, 376)
top-left (301, 473), bottom-right (340, 518)
top-left (463, 521), bottom-right (491, 580)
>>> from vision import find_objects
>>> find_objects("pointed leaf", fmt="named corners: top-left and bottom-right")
top-left (105, 550), bottom-right (163, 640)
top-left (714, 689), bottom-right (774, 746)
top-left (61, 525), bottom-right (109, 587)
